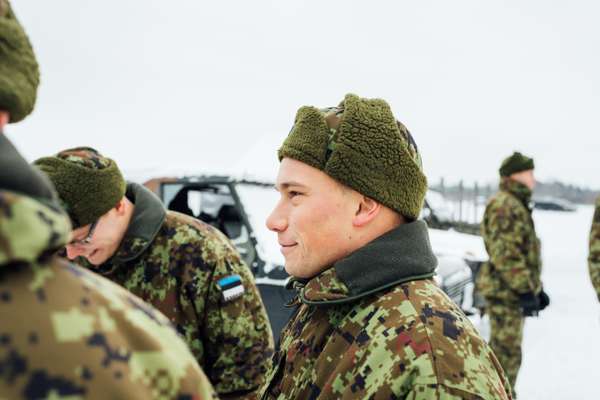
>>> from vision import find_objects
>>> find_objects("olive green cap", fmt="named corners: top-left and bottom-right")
top-left (34, 147), bottom-right (126, 228)
top-left (278, 94), bottom-right (427, 220)
top-left (0, 0), bottom-right (40, 123)
top-left (499, 151), bottom-right (535, 177)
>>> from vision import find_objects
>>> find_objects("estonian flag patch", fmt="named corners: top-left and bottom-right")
top-left (217, 275), bottom-right (245, 302)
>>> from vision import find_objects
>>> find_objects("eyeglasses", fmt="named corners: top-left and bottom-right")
top-left (69, 220), bottom-right (98, 246)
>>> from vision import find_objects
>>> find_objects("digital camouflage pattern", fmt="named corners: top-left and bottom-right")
top-left (78, 182), bottom-right (274, 399)
top-left (477, 178), bottom-right (542, 395)
top-left (589, 196), bottom-right (600, 302)
top-left (477, 178), bottom-right (542, 303)
top-left (55, 147), bottom-right (112, 169)
top-left (0, 189), bottom-right (217, 400)
top-left (261, 223), bottom-right (511, 400)
top-left (486, 303), bottom-right (524, 390)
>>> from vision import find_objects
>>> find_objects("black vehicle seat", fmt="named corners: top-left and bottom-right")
top-left (168, 189), bottom-right (195, 217)
top-left (217, 205), bottom-right (243, 239)
top-left (217, 204), bottom-right (255, 265)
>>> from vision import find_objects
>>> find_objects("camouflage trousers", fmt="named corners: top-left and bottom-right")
top-left (487, 302), bottom-right (524, 397)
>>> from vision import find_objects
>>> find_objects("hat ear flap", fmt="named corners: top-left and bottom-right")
top-left (278, 106), bottom-right (330, 171)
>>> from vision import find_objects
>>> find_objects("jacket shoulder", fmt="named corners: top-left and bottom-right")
top-left (366, 280), bottom-right (510, 399)
top-left (0, 258), bottom-right (216, 399)
top-left (594, 197), bottom-right (600, 222)
top-left (486, 191), bottom-right (523, 214)
top-left (153, 211), bottom-right (243, 267)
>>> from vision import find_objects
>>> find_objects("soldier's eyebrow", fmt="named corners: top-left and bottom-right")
top-left (276, 181), bottom-right (308, 191)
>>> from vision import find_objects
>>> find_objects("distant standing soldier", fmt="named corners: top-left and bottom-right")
top-left (477, 151), bottom-right (550, 397)
top-left (589, 197), bottom-right (600, 302)
top-left (35, 147), bottom-right (274, 399)
top-left (260, 94), bottom-right (511, 399)
top-left (0, 1), bottom-right (216, 398)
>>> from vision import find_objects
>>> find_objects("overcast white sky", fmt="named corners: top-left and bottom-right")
top-left (6, 1), bottom-right (600, 188)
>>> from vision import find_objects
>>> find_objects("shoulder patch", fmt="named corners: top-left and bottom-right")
top-left (217, 275), bottom-right (245, 302)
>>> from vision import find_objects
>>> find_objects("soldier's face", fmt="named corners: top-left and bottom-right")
top-left (65, 204), bottom-right (127, 265)
top-left (511, 169), bottom-right (536, 190)
top-left (267, 158), bottom-right (358, 278)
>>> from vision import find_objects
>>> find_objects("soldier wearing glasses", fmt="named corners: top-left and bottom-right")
top-left (34, 147), bottom-right (274, 400)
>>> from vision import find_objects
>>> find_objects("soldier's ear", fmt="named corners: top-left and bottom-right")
top-left (114, 197), bottom-right (127, 216)
top-left (352, 196), bottom-right (381, 227)
top-left (0, 111), bottom-right (8, 130)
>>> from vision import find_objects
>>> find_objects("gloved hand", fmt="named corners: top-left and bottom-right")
top-left (538, 289), bottom-right (550, 311)
top-left (518, 292), bottom-right (540, 317)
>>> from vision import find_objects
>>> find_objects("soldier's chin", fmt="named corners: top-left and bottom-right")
top-left (86, 249), bottom-right (105, 266)
top-left (284, 260), bottom-right (302, 278)
top-left (284, 260), bottom-right (317, 279)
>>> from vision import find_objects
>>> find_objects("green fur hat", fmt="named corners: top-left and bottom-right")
top-left (278, 94), bottom-right (427, 220)
top-left (0, 1), bottom-right (40, 123)
top-left (499, 151), bottom-right (534, 177)
top-left (34, 147), bottom-right (126, 228)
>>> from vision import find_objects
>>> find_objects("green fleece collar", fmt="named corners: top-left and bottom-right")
top-left (500, 178), bottom-right (532, 207)
top-left (92, 182), bottom-right (166, 273)
top-left (296, 220), bottom-right (437, 305)
top-left (113, 182), bottom-right (166, 262)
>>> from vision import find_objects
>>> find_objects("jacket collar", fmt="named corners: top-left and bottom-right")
top-left (294, 220), bottom-right (438, 305)
top-left (500, 178), bottom-right (532, 208)
top-left (96, 182), bottom-right (166, 272)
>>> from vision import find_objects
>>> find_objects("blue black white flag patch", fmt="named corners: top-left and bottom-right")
top-left (217, 275), bottom-right (245, 302)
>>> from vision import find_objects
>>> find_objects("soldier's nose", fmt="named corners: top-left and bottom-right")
top-left (266, 210), bottom-right (287, 233)
top-left (65, 245), bottom-right (85, 260)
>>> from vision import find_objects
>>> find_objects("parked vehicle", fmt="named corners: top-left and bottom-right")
top-left (143, 175), bottom-right (487, 338)
top-left (423, 189), bottom-right (481, 235)
top-left (533, 196), bottom-right (577, 212)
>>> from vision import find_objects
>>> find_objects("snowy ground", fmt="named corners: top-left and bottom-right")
top-left (515, 205), bottom-right (598, 399)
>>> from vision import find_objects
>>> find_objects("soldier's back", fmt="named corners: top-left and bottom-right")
top-left (0, 190), bottom-right (216, 400)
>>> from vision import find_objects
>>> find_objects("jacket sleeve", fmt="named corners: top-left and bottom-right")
top-left (589, 200), bottom-right (600, 302)
top-left (201, 228), bottom-right (274, 399)
top-left (485, 199), bottom-right (538, 295)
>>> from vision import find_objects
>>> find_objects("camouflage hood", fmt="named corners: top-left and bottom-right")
top-left (291, 220), bottom-right (438, 305)
top-left (109, 182), bottom-right (166, 263)
top-left (500, 178), bottom-right (532, 209)
top-left (0, 134), bottom-right (71, 267)
top-left (0, 189), bottom-right (71, 267)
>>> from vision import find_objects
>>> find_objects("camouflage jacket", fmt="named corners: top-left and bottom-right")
top-left (260, 221), bottom-right (511, 400)
top-left (589, 197), bottom-right (600, 302)
top-left (0, 186), bottom-right (216, 399)
top-left (79, 182), bottom-right (274, 399)
top-left (478, 179), bottom-right (542, 304)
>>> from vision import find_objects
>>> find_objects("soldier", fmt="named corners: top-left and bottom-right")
top-left (260, 94), bottom-right (511, 399)
top-left (34, 146), bottom-right (275, 399)
top-left (477, 151), bottom-right (550, 397)
top-left (589, 196), bottom-right (600, 302)
top-left (0, 2), bottom-right (216, 398)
